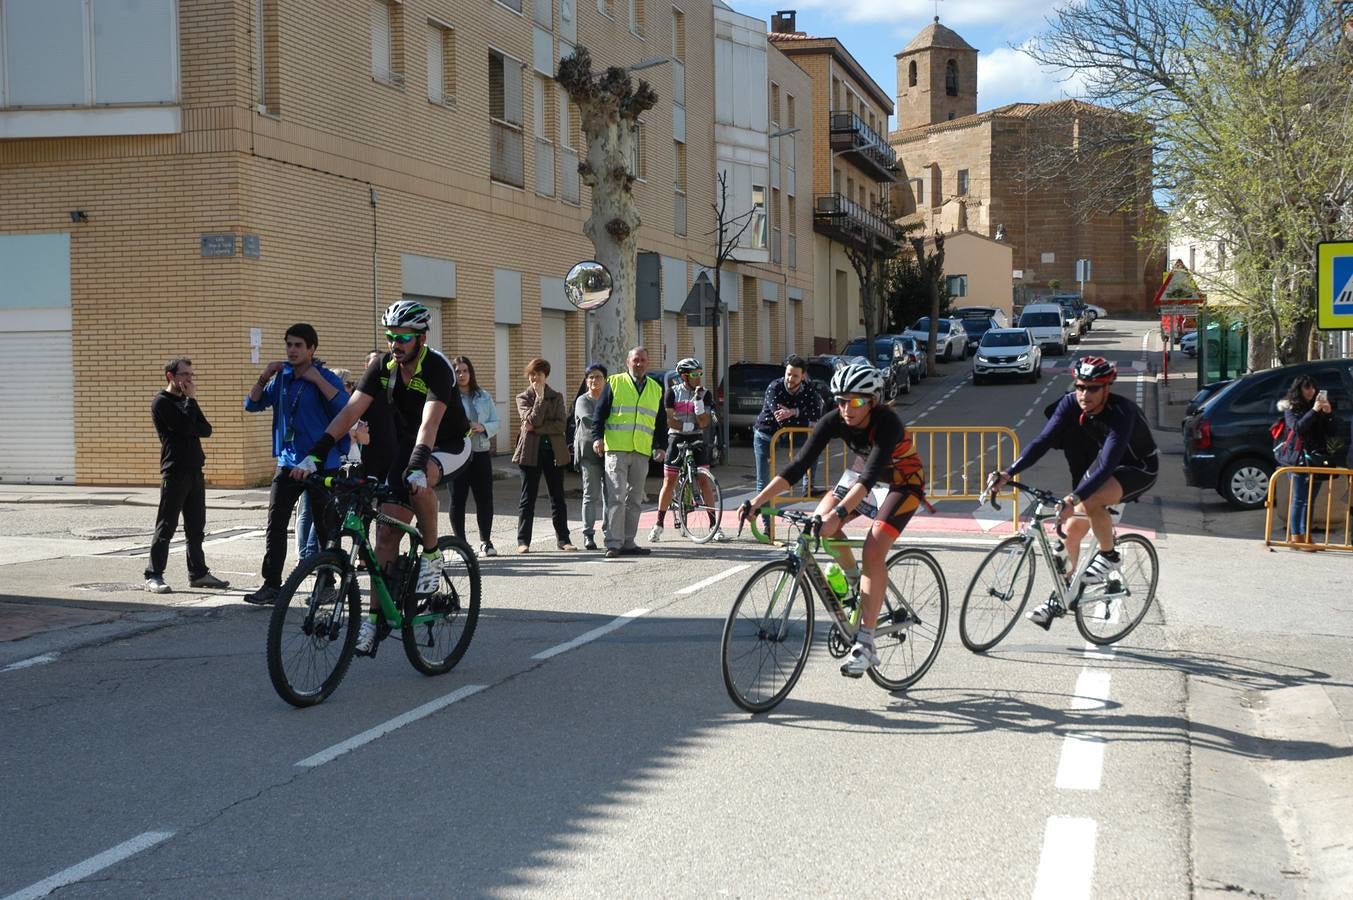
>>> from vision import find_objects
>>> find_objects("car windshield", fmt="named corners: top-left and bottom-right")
top-left (730, 366), bottom-right (780, 392)
top-left (911, 318), bottom-right (951, 334)
top-left (981, 331), bottom-right (1030, 348)
top-left (1020, 312), bottom-right (1061, 327)
top-left (960, 319), bottom-right (991, 335)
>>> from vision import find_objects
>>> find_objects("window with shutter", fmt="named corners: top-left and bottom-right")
top-left (371, 1), bottom-right (392, 82)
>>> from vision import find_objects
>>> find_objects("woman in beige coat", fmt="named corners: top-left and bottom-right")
top-left (513, 358), bottom-right (576, 552)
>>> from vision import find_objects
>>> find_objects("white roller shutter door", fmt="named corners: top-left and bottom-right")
top-left (0, 319), bottom-right (75, 483)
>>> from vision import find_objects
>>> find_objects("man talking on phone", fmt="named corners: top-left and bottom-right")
top-left (988, 356), bottom-right (1158, 628)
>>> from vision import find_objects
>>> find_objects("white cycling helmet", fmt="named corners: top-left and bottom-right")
top-left (381, 299), bottom-right (432, 332)
top-left (830, 363), bottom-right (884, 398)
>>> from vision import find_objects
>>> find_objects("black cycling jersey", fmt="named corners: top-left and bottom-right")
top-left (781, 405), bottom-right (922, 492)
top-left (356, 346), bottom-right (468, 453)
top-left (1011, 392), bottom-right (1156, 499)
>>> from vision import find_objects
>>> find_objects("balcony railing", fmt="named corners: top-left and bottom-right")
top-left (812, 193), bottom-right (900, 252)
top-left (771, 225), bottom-right (781, 264)
top-left (828, 110), bottom-right (898, 182)
top-left (561, 147), bottom-right (580, 204)
top-left (788, 233), bottom-right (797, 269)
top-left (491, 120), bottom-right (525, 188)
top-left (535, 138), bottom-right (555, 197)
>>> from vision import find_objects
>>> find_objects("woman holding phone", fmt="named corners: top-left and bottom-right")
top-left (1277, 375), bottom-right (1333, 550)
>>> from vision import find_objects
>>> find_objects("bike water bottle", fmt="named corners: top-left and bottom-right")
top-left (824, 562), bottom-right (851, 600)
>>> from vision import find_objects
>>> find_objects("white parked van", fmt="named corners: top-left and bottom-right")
top-left (1017, 303), bottom-right (1070, 355)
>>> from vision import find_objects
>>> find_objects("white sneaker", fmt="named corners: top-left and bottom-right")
top-left (145, 576), bottom-right (171, 594)
top-left (1081, 551), bottom-right (1119, 585)
top-left (839, 640), bottom-right (880, 678)
top-left (1026, 597), bottom-right (1065, 630)
top-left (416, 552), bottom-right (443, 595)
top-left (355, 620), bottom-right (377, 655)
top-left (648, 524), bottom-right (663, 542)
top-left (479, 542), bottom-right (498, 558)
top-left (712, 527), bottom-right (731, 543)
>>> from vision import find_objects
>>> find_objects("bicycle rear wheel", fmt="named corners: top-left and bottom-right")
top-left (680, 468), bottom-right (724, 544)
top-left (720, 560), bottom-right (814, 713)
top-left (1075, 533), bottom-right (1158, 645)
top-left (959, 536), bottom-right (1036, 652)
top-left (868, 548), bottom-right (949, 691)
top-left (267, 551), bottom-right (361, 707)
top-left (403, 536), bottom-right (482, 675)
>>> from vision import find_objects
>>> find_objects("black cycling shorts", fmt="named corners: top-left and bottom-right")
top-left (383, 438), bottom-right (471, 504)
top-left (1111, 459), bottom-right (1158, 504)
top-left (664, 434), bottom-right (709, 472)
top-left (832, 482), bottom-right (919, 539)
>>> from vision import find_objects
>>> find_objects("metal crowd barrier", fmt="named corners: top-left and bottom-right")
top-left (765, 424), bottom-right (1022, 538)
top-left (1263, 465), bottom-right (1353, 552)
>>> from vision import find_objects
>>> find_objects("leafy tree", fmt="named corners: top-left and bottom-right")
top-left (556, 48), bottom-right (658, 371)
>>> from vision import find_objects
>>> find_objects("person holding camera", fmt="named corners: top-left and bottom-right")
top-left (1278, 376), bottom-right (1333, 550)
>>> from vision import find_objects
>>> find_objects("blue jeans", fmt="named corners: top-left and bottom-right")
top-left (296, 492), bottom-right (320, 560)
top-left (753, 429), bottom-right (818, 499)
top-left (1288, 471), bottom-right (1324, 536)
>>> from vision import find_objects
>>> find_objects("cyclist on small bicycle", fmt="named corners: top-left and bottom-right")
top-left (988, 356), bottom-right (1158, 627)
top-left (738, 364), bottom-right (928, 677)
top-left (292, 300), bottom-right (471, 652)
top-left (651, 357), bottom-right (728, 542)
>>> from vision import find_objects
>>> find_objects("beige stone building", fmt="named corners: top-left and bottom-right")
top-left (889, 18), bottom-right (1161, 314)
top-left (768, 11), bottom-right (898, 354)
top-left (0, 0), bottom-right (812, 485)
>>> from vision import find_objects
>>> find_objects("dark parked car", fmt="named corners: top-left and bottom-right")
top-left (1185, 379), bottom-right (1233, 417)
top-left (842, 336), bottom-right (913, 401)
top-left (957, 316), bottom-right (999, 355)
top-left (1182, 359), bottom-right (1353, 509)
top-left (720, 359), bottom-right (832, 440)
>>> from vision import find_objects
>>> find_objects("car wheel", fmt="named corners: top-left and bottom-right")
top-left (1026, 368), bottom-right (1037, 384)
top-left (1035, 362), bottom-right (1043, 380)
top-left (1219, 458), bottom-right (1272, 510)
top-left (972, 373), bottom-right (983, 385)
top-left (1053, 343), bottom-right (1065, 357)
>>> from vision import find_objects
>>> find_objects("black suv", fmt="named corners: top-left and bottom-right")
top-left (841, 337), bottom-right (913, 402)
top-left (1182, 359), bottom-right (1353, 509)
top-left (720, 359), bottom-right (833, 438)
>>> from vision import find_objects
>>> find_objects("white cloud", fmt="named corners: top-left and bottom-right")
top-left (977, 43), bottom-right (1087, 110)
top-left (777, 0), bottom-right (1068, 30)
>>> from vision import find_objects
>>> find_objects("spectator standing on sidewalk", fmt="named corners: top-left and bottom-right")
top-left (513, 358), bottom-right (576, 553)
top-left (1279, 375), bottom-right (1333, 551)
top-left (450, 355), bottom-right (500, 557)
top-left (145, 357), bottom-right (229, 594)
top-left (573, 363), bottom-right (608, 550)
top-left (242, 324), bottom-right (349, 605)
top-left (751, 354), bottom-right (823, 527)
top-left (591, 346), bottom-right (667, 558)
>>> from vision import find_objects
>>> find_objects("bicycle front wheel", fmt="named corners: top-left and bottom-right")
top-left (680, 469), bottom-right (724, 544)
top-left (720, 560), bottom-right (814, 713)
top-left (868, 548), bottom-right (949, 691)
top-left (960, 536), bottom-right (1036, 653)
top-left (403, 536), bottom-right (482, 675)
top-left (267, 551), bottom-right (361, 707)
top-left (1075, 533), bottom-right (1158, 645)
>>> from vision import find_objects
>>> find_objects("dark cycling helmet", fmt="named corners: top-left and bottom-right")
top-left (676, 357), bottom-right (703, 375)
top-left (1073, 355), bottom-right (1117, 385)
top-left (830, 363), bottom-right (884, 398)
top-left (381, 299), bottom-right (431, 332)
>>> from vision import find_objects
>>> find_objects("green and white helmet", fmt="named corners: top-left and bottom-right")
top-left (381, 300), bottom-right (431, 332)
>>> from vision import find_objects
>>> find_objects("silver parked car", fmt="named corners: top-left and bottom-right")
top-left (903, 316), bottom-right (968, 361)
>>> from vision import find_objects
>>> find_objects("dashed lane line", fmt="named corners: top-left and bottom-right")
top-left (294, 684), bottom-right (489, 768)
top-left (3, 831), bottom-right (176, 900)
top-left (531, 608), bottom-right (651, 660)
top-left (675, 565), bottom-right (749, 596)
top-left (1032, 816), bottom-right (1097, 900)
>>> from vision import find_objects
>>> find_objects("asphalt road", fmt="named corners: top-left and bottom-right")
top-left (2, 320), bottom-right (1349, 899)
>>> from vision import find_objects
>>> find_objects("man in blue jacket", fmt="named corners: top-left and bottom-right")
top-left (242, 324), bottom-right (349, 605)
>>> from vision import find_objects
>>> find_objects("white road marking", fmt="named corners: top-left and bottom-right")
top-left (531, 608), bottom-right (650, 660)
top-left (1032, 816), bottom-right (1097, 900)
top-left (1070, 670), bottom-right (1112, 710)
top-left (675, 565), bottom-right (749, 596)
top-left (294, 684), bottom-right (489, 768)
top-left (128, 529), bottom-right (267, 558)
top-left (1055, 734), bottom-right (1106, 790)
top-left (3, 831), bottom-right (175, 900)
top-left (1082, 641), bottom-right (1115, 660)
top-left (1, 653), bottom-right (58, 673)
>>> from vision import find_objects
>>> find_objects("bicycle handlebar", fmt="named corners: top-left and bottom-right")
top-left (981, 478), bottom-right (1069, 538)
top-left (738, 503), bottom-right (824, 551)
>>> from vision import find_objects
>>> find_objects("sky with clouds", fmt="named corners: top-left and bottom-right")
top-left (734, 0), bottom-right (1085, 129)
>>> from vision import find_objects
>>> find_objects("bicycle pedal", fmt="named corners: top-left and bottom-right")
top-left (839, 666), bottom-right (865, 680)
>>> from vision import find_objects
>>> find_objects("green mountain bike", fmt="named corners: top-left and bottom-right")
top-left (266, 474), bottom-right (480, 707)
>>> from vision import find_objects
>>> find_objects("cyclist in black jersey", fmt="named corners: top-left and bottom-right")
top-left (989, 355), bottom-right (1158, 627)
top-left (738, 364), bottom-right (928, 677)
top-left (293, 300), bottom-right (471, 653)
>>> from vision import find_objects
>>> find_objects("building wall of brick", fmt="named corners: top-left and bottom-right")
top-left (0, 0), bottom-right (815, 486)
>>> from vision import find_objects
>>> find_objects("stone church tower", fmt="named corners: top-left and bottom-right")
top-left (895, 18), bottom-right (978, 130)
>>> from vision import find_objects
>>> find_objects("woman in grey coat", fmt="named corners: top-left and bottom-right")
top-left (573, 363), bottom-right (608, 550)
top-left (513, 357), bottom-right (575, 552)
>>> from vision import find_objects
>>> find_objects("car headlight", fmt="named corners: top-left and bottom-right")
top-left (975, 355), bottom-right (989, 363)
top-left (1016, 353), bottom-right (1029, 361)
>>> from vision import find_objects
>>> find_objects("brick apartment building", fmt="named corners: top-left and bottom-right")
top-left (0, 0), bottom-right (814, 486)
top-left (889, 18), bottom-right (1163, 313)
top-left (769, 11), bottom-right (900, 354)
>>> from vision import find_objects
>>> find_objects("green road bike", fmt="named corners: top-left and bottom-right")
top-left (720, 508), bottom-right (949, 713)
top-left (266, 474), bottom-right (481, 707)
top-left (959, 480), bottom-right (1158, 650)
top-left (664, 438), bottom-right (724, 543)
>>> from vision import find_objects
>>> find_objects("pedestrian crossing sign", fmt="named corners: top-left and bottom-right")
top-left (1317, 241), bottom-right (1353, 330)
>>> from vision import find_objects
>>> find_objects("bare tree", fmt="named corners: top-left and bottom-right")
top-left (702, 170), bottom-right (757, 447)
top-left (839, 198), bottom-right (907, 352)
top-left (556, 48), bottom-right (658, 371)
top-left (908, 233), bottom-right (946, 371)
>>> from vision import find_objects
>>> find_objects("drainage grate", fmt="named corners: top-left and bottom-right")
top-left (74, 582), bottom-right (148, 592)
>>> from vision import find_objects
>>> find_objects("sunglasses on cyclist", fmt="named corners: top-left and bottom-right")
top-left (1073, 383), bottom-right (1105, 394)
top-left (384, 331), bottom-right (418, 344)
top-left (834, 396), bottom-right (871, 408)
top-left (684, 370), bottom-right (704, 377)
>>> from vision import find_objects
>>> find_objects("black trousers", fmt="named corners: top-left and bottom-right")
top-left (517, 458), bottom-right (570, 546)
top-left (261, 467), bottom-right (333, 587)
top-left (450, 450), bottom-right (495, 544)
top-left (146, 468), bottom-right (208, 580)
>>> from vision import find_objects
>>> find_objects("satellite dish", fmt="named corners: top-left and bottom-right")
top-left (564, 260), bottom-right (614, 311)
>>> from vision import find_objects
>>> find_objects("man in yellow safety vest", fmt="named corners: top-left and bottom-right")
top-left (591, 346), bottom-right (668, 558)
